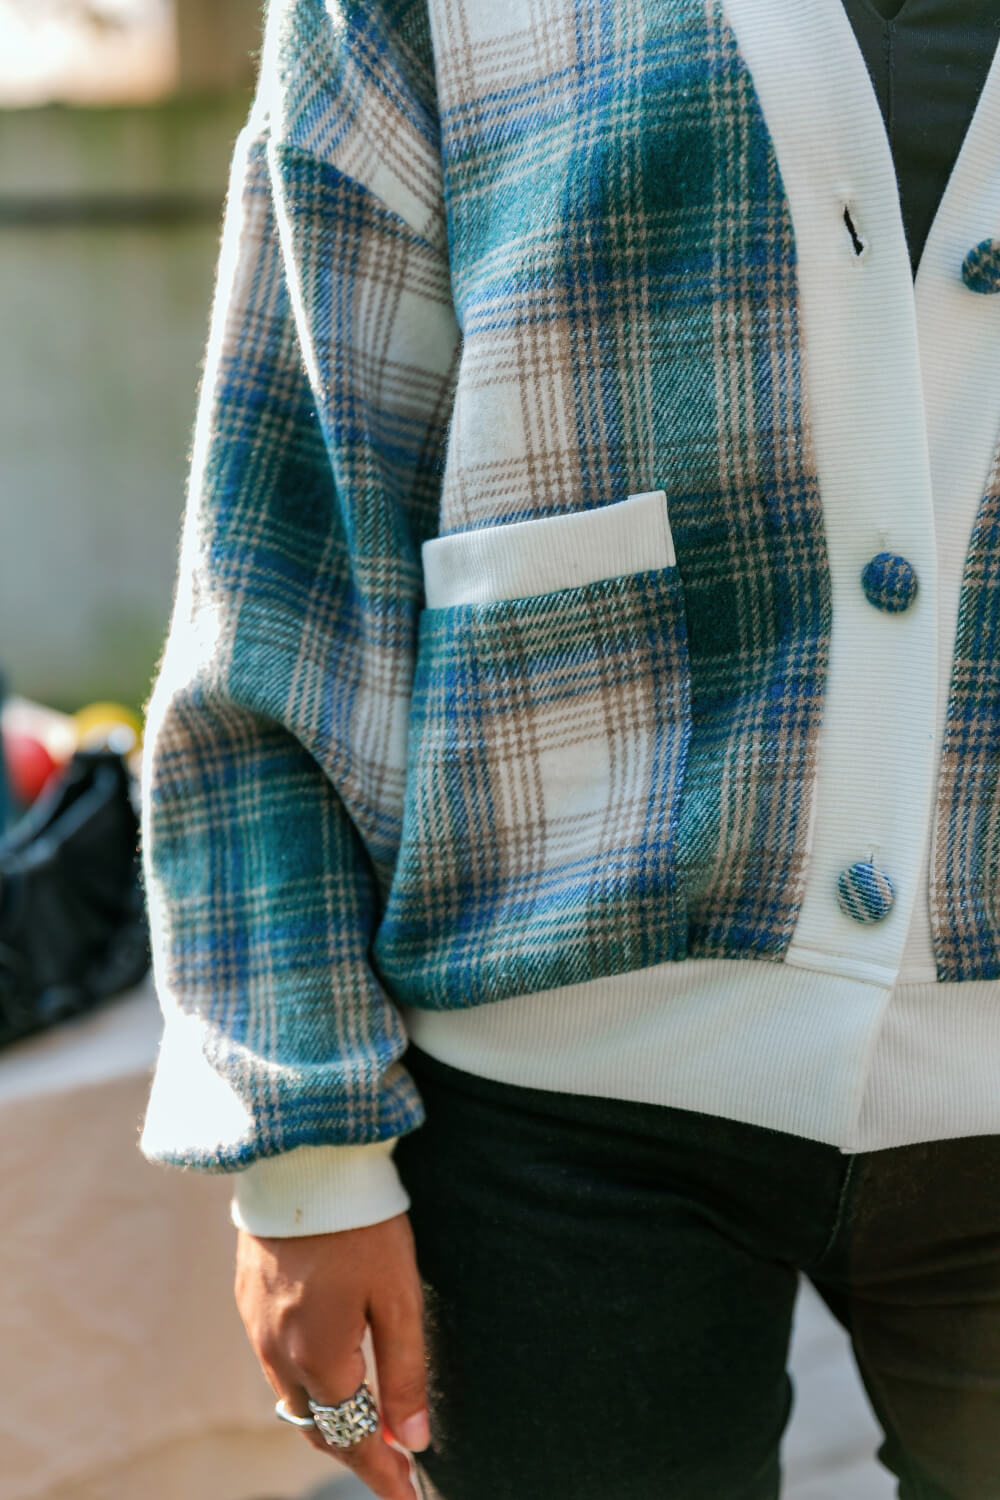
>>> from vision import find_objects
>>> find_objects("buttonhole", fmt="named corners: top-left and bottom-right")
top-left (843, 205), bottom-right (866, 258)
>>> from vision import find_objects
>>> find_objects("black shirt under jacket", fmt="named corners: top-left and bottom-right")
top-left (840, 0), bottom-right (1000, 275)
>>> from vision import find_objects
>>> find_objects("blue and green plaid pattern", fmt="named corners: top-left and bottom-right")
top-left (932, 460), bottom-right (1000, 981)
top-left (836, 862), bottom-right (896, 926)
top-left (143, 0), bottom-right (832, 1170)
top-left (428, 1), bottom-right (831, 962)
top-left (860, 552), bottom-right (920, 614)
top-left (143, 8), bottom-right (460, 1166)
top-left (374, 569), bottom-right (691, 1003)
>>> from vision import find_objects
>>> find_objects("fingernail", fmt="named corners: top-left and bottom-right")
top-left (397, 1410), bottom-right (430, 1451)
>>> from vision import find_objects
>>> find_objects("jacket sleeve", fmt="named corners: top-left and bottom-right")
top-left (139, 0), bottom-right (461, 1234)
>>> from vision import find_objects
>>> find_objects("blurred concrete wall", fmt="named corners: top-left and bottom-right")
top-left (0, 93), bottom-right (252, 712)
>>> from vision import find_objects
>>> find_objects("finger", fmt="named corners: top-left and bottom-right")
top-left (369, 1277), bottom-right (430, 1454)
top-left (273, 1387), bottom-right (326, 1447)
top-left (279, 1364), bottom-right (417, 1500)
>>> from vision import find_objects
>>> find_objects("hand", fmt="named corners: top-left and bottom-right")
top-left (235, 1212), bottom-right (430, 1500)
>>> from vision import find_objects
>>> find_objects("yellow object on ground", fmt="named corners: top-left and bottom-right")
top-left (72, 702), bottom-right (142, 752)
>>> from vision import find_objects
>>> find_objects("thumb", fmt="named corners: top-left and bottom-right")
top-left (369, 1278), bottom-right (430, 1454)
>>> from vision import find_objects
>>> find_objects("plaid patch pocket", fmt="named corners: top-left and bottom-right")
top-left (373, 492), bottom-right (692, 1007)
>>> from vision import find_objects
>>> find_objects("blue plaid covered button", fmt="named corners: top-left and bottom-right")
top-left (860, 552), bottom-right (918, 613)
top-left (837, 862), bottom-right (895, 924)
top-left (962, 238), bottom-right (1000, 294)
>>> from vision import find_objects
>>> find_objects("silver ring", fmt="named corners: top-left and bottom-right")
top-left (275, 1397), bottom-right (317, 1430)
top-left (308, 1380), bottom-right (380, 1447)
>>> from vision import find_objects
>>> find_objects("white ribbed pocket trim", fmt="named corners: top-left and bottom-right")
top-left (422, 490), bottom-right (676, 608)
top-left (230, 1139), bottom-right (410, 1237)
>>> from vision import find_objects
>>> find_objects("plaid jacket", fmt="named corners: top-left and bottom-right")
top-left (140, 0), bottom-right (1000, 1189)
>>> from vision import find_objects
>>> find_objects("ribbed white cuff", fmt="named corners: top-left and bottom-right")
top-left (229, 1140), bottom-right (410, 1237)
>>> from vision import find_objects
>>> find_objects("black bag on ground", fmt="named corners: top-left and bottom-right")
top-left (0, 749), bottom-right (150, 1049)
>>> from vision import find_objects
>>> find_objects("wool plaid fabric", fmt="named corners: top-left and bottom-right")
top-left (932, 456), bottom-right (1000, 982)
top-left (374, 569), bottom-right (692, 1004)
top-left (143, 9), bottom-right (460, 1164)
top-left (143, 0), bottom-right (832, 1169)
top-left (861, 552), bottom-right (920, 614)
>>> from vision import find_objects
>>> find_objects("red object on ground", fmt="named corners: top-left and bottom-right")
top-left (4, 728), bottom-right (60, 805)
top-left (1, 696), bottom-right (76, 809)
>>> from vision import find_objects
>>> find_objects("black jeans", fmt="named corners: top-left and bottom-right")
top-left (393, 1043), bottom-right (1000, 1500)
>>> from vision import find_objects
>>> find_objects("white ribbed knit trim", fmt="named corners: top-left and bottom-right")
top-left (404, 960), bottom-right (891, 1148)
top-left (229, 1140), bottom-right (410, 1237)
top-left (402, 960), bottom-right (1000, 1153)
top-left (422, 489), bottom-right (675, 608)
top-left (853, 979), bottom-right (1000, 1147)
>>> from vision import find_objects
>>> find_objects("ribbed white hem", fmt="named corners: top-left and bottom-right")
top-left (229, 1140), bottom-right (409, 1237)
top-left (401, 959), bottom-right (1000, 1153)
top-left (854, 982), bottom-right (1000, 1147)
top-left (227, 956), bottom-right (1000, 1239)
top-left (404, 960), bottom-right (888, 1147)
